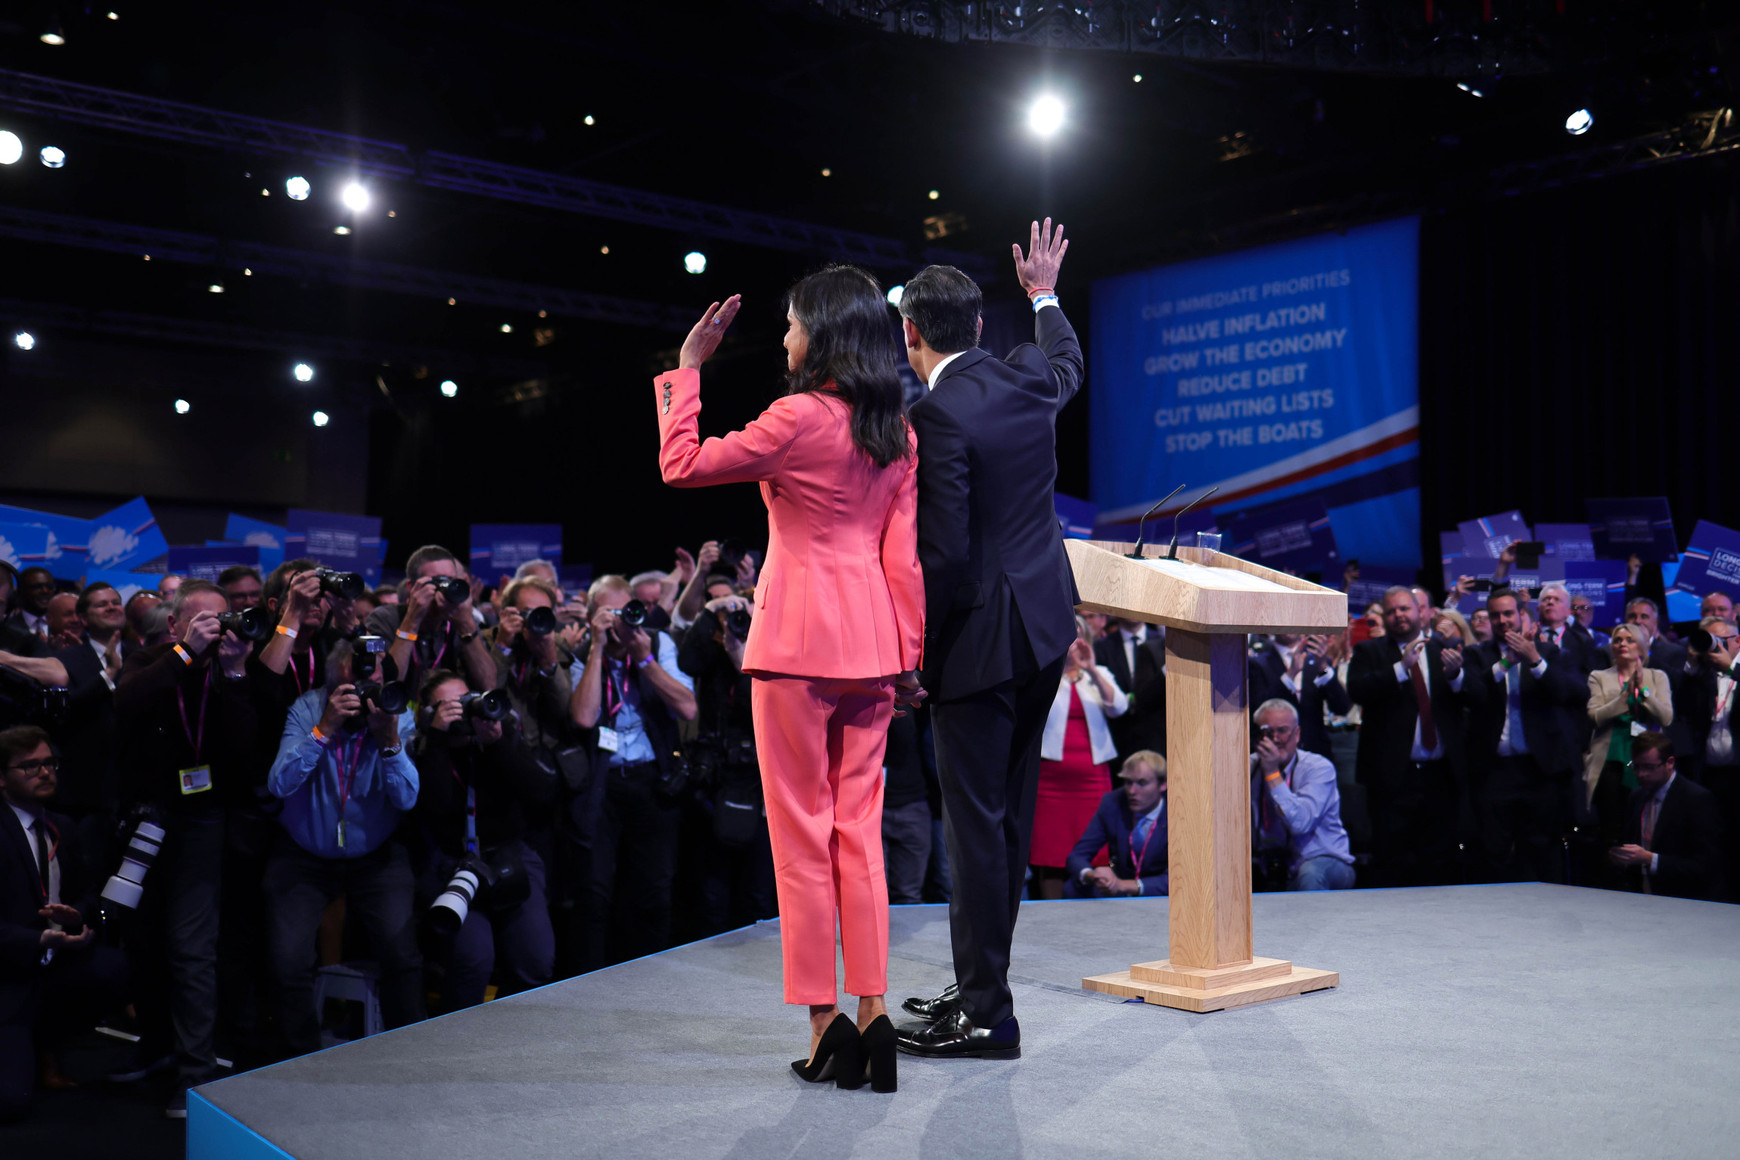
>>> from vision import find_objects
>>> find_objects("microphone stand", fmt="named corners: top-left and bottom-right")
top-left (1125, 484), bottom-right (1187, 560)
top-left (1165, 486), bottom-right (1220, 560)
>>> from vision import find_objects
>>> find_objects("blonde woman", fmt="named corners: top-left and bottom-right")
top-left (1585, 621), bottom-right (1674, 860)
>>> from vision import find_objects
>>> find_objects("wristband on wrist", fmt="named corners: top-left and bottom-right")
top-left (396, 629), bottom-right (419, 642)
top-left (275, 624), bottom-right (298, 640)
top-left (172, 644), bottom-right (193, 666)
top-left (636, 654), bottom-right (655, 669)
top-left (1027, 286), bottom-right (1053, 297)
top-left (1264, 771), bottom-right (1282, 782)
top-left (311, 724), bottom-right (328, 742)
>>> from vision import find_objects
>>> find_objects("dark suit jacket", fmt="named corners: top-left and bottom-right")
top-left (1, 805), bottom-right (96, 987)
top-left (1465, 639), bottom-right (1589, 776)
top-left (47, 639), bottom-right (130, 816)
top-left (1539, 624), bottom-right (1600, 679)
top-left (1248, 638), bottom-right (1352, 761)
top-left (1681, 662), bottom-right (1740, 774)
top-left (0, 613), bottom-right (46, 659)
top-left (1347, 635), bottom-right (1485, 787)
top-left (1623, 775), bottom-right (1726, 901)
top-left (1095, 629), bottom-right (1166, 758)
top-left (910, 307), bottom-right (1083, 701)
top-left (114, 643), bottom-right (259, 814)
top-left (1649, 639), bottom-right (1696, 758)
top-left (1064, 789), bottom-right (1169, 896)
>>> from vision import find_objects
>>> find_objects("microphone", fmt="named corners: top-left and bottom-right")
top-left (1165, 486), bottom-right (1220, 560)
top-left (1126, 484), bottom-right (1187, 560)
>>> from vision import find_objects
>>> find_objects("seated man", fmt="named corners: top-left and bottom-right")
top-left (1609, 731), bottom-right (1726, 901)
top-left (1251, 699), bottom-right (1356, 891)
top-left (1064, 750), bottom-right (1169, 898)
top-left (0, 726), bottom-right (128, 1121)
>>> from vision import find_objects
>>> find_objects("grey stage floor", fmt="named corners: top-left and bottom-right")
top-left (197, 884), bottom-right (1740, 1159)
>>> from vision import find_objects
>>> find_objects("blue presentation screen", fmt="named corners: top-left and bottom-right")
top-left (1090, 217), bottom-right (1421, 568)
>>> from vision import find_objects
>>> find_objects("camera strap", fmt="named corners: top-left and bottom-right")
top-left (464, 784), bottom-right (478, 855)
top-left (176, 669), bottom-right (213, 763)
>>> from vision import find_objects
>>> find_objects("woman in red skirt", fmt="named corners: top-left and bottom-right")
top-left (1030, 615), bottom-right (1129, 897)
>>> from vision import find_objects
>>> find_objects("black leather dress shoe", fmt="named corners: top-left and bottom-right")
top-left (895, 1009), bottom-right (1021, 1060)
top-left (900, 983), bottom-right (961, 1022)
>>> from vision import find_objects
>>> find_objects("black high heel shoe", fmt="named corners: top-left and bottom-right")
top-left (791, 1013), bottom-right (861, 1088)
top-left (857, 1015), bottom-right (898, 1094)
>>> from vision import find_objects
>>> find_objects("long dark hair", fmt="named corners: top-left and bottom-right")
top-left (784, 265), bottom-right (912, 468)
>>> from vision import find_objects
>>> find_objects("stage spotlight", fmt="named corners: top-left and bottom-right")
top-left (928, 189), bottom-right (939, 200)
top-left (174, 399), bottom-right (191, 414)
top-left (285, 175), bottom-right (311, 200)
top-left (13, 331), bottom-right (36, 351)
top-left (39, 146), bottom-right (65, 168)
top-left (440, 379), bottom-right (458, 398)
top-left (1133, 74), bottom-right (1143, 83)
top-left (341, 182), bottom-right (370, 212)
top-left (41, 20), bottom-right (65, 45)
top-left (1028, 94), bottom-right (1066, 137)
top-left (499, 323), bottom-right (513, 334)
top-left (1565, 108), bottom-right (1593, 135)
top-left (208, 282), bottom-right (224, 294)
top-left (107, 11), bottom-right (118, 19)
top-left (886, 284), bottom-right (905, 308)
top-left (0, 132), bottom-right (22, 166)
top-left (312, 411), bottom-right (330, 428)
top-left (584, 114), bottom-right (596, 126)
top-left (684, 251), bottom-right (707, 274)
top-left (333, 226), bottom-right (351, 235)
top-left (821, 167), bottom-right (832, 177)
top-left (293, 363), bottom-right (314, 382)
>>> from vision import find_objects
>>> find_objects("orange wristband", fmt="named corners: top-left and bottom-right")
top-left (172, 644), bottom-right (193, 666)
top-left (276, 624), bottom-right (298, 639)
top-left (311, 724), bottom-right (327, 742)
top-left (396, 629), bottom-right (419, 642)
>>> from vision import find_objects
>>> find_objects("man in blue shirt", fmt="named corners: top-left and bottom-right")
top-left (265, 638), bottom-right (422, 1058)
top-left (1252, 699), bottom-right (1356, 891)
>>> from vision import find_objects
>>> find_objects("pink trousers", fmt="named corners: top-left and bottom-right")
top-left (751, 673), bottom-right (896, 1005)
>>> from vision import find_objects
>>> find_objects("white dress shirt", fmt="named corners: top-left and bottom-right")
top-left (925, 350), bottom-right (969, 391)
top-left (1389, 632), bottom-right (1464, 761)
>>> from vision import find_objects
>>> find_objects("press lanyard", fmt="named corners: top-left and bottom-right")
top-left (1131, 809), bottom-right (1160, 880)
top-left (333, 736), bottom-right (364, 850)
top-left (29, 814), bottom-right (59, 902)
top-left (288, 645), bottom-right (315, 695)
top-left (603, 661), bottom-right (626, 720)
top-left (176, 670), bottom-right (213, 762)
top-left (464, 782), bottom-right (478, 854)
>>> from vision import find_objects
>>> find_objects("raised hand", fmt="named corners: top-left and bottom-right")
top-left (1012, 217), bottom-right (1069, 296)
top-left (678, 295), bottom-right (742, 371)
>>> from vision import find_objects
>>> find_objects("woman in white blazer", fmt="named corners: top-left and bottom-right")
top-left (1585, 621), bottom-right (1674, 858)
top-left (1029, 616), bottom-right (1130, 897)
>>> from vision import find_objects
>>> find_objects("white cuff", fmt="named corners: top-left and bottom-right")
top-left (1031, 295), bottom-right (1060, 313)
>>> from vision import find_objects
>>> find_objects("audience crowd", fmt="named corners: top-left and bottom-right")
top-left (0, 533), bottom-right (1732, 1122)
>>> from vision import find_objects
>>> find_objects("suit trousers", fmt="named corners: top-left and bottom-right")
top-left (751, 673), bottom-right (896, 1005)
top-left (1482, 754), bottom-right (1569, 884)
top-left (932, 650), bottom-right (1068, 1030)
top-left (1368, 759), bottom-right (1458, 887)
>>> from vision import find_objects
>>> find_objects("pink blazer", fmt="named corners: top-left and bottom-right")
top-left (656, 368), bottom-right (924, 680)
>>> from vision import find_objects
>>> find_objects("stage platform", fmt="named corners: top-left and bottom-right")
top-left (191, 884), bottom-right (1740, 1159)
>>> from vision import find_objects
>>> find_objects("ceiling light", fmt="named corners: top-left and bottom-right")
top-left (584, 115), bottom-right (596, 126)
top-left (285, 175), bottom-right (311, 200)
top-left (243, 268), bottom-right (252, 276)
top-left (1133, 74), bottom-right (1143, 83)
top-left (447, 297), bottom-right (457, 305)
top-left (341, 182), bottom-right (370, 212)
top-left (886, 284), bottom-right (905, 308)
top-left (1028, 94), bottom-right (1066, 137)
top-left (40, 21), bottom-right (65, 45)
top-left (927, 189), bottom-right (939, 200)
top-left (261, 188), bottom-right (270, 196)
top-left (684, 251), bottom-right (707, 274)
top-left (208, 282), bottom-right (224, 294)
top-left (600, 245), bottom-right (609, 255)
top-left (174, 398), bottom-right (191, 414)
top-left (39, 146), bottom-right (65, 168)
top-left (293, 363), bottom-right (314, 382)
top-left (387, 210), bottom-right (395, 217)
top-left (440, 380), bottom-right (458, 398)
top-left (0, 132), bottom-right (22, 166)
top-left (333, 225), bottom-right (351, 235)
top-left (821, 167), bottom-right (832, 177)
top-left (312, 411), bottom-right (330, 428)
top-left (1565, 108), bottom-right (1593, 135)
top-left (13, 331), bottom-right (35, 351)
top-left (537, 310), bottom-right (547, 318)
top-left (107, 11), bottom-right (118, 19)
top-left (500, 323), bottom-right (514, 334)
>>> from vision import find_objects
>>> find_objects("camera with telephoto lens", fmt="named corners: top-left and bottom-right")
top-left (522, 606), bottom-right (556, 636)
top-left (718, 539), bottom-right (750, 573)
top-left (429, 844), bottom-right (531, 933)
top-left (102, 804), bottom-right (168, 910)
top-left (316, 567), bottom-right (365, 601)
top-left (459, 689), bottom-right (507, 721)
top-left (725, 607), bottom-right (752, 639)
top-left (217, 605), bottom-right (272, 643)
top-left (615, 599), bottom-right (648, 629)
top-left (0, 664), bottom-right (71, 729)
top-left (429, 575), bottom-right (470, 604)
top-left (351, 634), bottom-right (409, 714)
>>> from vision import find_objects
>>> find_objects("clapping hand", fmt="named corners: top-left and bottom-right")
top-left (38, 903), bottom-right (94, 949)
top-left (678, 296), bottom-right (742, 371)
top-left (1012, 217), bottom-right (1068, 296)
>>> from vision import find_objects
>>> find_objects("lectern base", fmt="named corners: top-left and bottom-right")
top-left (1083, 956), bottom-right (1339, 1013)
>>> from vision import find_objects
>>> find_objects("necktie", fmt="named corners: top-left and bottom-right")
top-left (1132, 815), bottom-right (1152, 857)
top-left (103, 638), bottom-right (121, 684)
top-left (32, 813), bottom-right (50, 895)
top-left (1506, 663), bottom-right (1529, 755)
top-left (1641, 797), bottom-right (1660, 894)
top-left (1409, 651), bottom-right (1438, 751)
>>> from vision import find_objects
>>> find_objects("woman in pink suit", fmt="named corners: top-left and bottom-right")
top-left (655, 266), bottom-right (923, 1094)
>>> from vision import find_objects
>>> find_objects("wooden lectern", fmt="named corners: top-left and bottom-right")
top-left (1070, 539), bottom-right (1347, 1012)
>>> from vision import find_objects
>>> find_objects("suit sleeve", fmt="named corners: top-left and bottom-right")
top-left (1064, 796), bottom-right (1115, 881)
top-left (1587, 670), bottom-right (1628, 725)
top-left (1655, 791), bottom-right (1724, 893)
top-left (910, 398), bottom-right (972, 657)
top-left (1034, 305), bottom-right (1083, 409)
top-left (656, 368), bottom-right (801, 487)
top-left (1346, 642), bottom-right (1402, 708)
top-left (1644, 668), bottom-right (1674, 728)
top-left (879, 429), bottom-right (926, 672)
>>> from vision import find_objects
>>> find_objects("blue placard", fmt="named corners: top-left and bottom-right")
top-left (1535, 523), bottom-right (1595, 562)
top-left (1587, 497), bottom-right (1678, 563)
top-left (0, 503), bottom-right (92, 579)
top-left (557, 564), bottom-right (593, 600)
top-left (88, 496), bottom-right (168, 571)
top-left (168, 544), bottom-right (262, 582)
top-left (81, 568), bottom-right (159, 603)
top-left (1345, 564), bottom-right (1416, 618)
top-left (1090, 216), bottom-right (1421, 568)
top-left (469, 524), bottom-right (564, 579)
top-left (285, 509), bottom-right (383, 576)
top-left (1563, 560), bottom-right (1628, 627)
top-left (224, 515), bottom-right (288, 574)
top-left (1458, 511), bottom-right (1532, 561)
top-left (0, 523), bottom-right (52, 570)
top-left (1671, 520), bottom-right (1740, 599)
top-left (1054, 495), bottom-right (1098, 541)
top-left (1220, 495), bottom-right (1338, 573)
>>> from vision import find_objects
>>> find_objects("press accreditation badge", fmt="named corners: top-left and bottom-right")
top-left (597, 727), bottom-right (621, 754)
top-left (179, 765), bottom-right (214, 795)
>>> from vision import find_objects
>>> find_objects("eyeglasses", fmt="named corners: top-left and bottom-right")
top-left (1571, 603), bottom-right (1592, 612)
top-left (8, 757), bottom-right (60, 774)
top-left (1630, 761), bottom-right (1667, 773)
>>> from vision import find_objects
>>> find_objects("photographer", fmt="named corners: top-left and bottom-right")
top-left (265, 637), bottom-right (423, 1059)
top-left (491, 577), bottom-right (573, 742)
top-left (676, 592), bottom-right (775, 937)
top-left (364, 544), bottom-right (497, 695)
top-left (1683, 616), bottom-right (1740, 892)
top-left (1251, 699), bottom-right (1356, 891)
top-left (569, 575), bottom-right (696, 969)
top-left (412, 670), bottom-right (555, 1011)
top-left (111, 579), bottom-right (260, 1116)
top-left (672, 541), bottom-right (756, 631)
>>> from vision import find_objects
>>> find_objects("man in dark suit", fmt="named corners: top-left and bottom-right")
top-left (1064, 751), bottom-right (1168, 897)
top-left (894, 220), bottom-right (1082, 1061)
top-left (1535, 585), bottom-right (1600, 679)
top-left (1095, 618), bottom-right (1166, 760)
top-left (1609, 732), bottom-right (1726, 900)
top-left (1466, 588), bottom-right (1589, 884)
top-left (0, 725), bottom-right (129, 1121)
top-left (1347, 586), bottom-right (1485, 886)
top-left (1249, 633), bottom-right (1351, 762)
top-left (1680, 618), bottom-right (1740, 894)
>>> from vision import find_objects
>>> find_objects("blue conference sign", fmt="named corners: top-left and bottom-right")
top-left (1090, 216), bottom-right (1421, 568)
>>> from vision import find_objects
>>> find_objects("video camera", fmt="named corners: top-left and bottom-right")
top-left (0, 663), bottom-right (71, 728)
